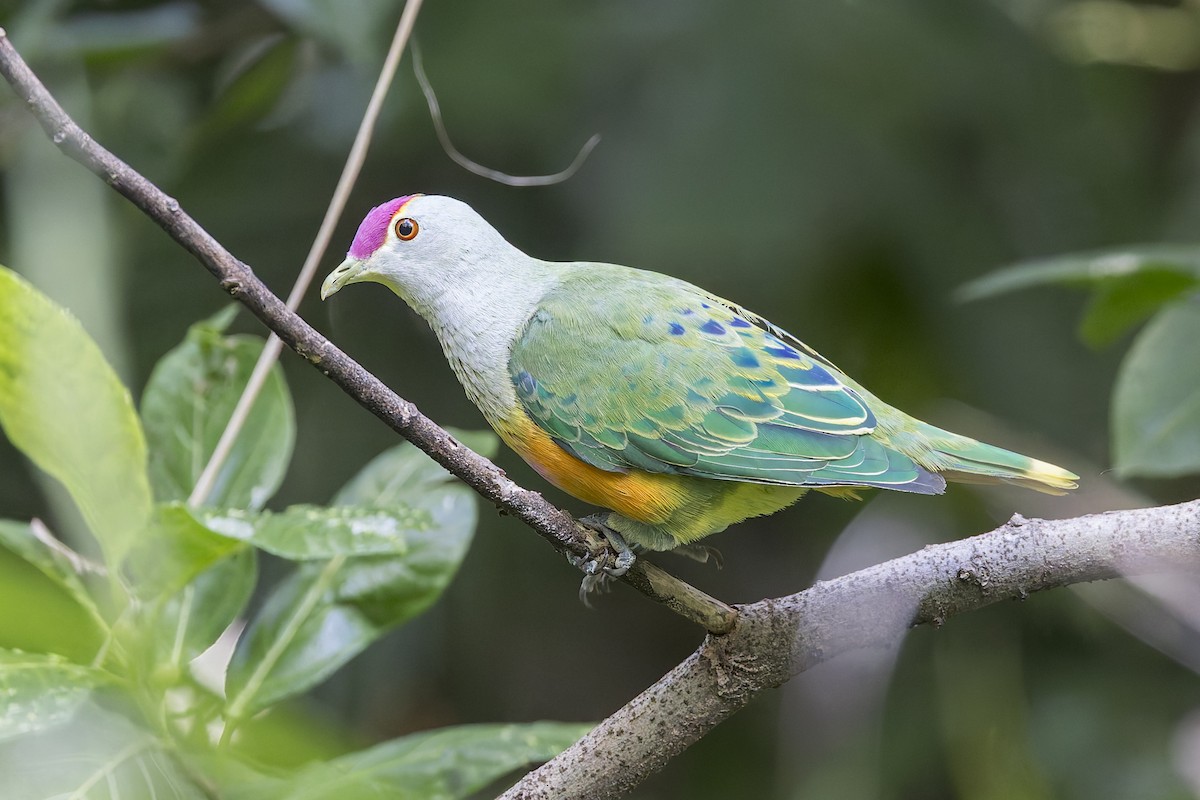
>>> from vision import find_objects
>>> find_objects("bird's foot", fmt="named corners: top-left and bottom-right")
top-left (568, 513), bottom-right (638, 605)
top-left (670, 543), bottom-right (723, 569)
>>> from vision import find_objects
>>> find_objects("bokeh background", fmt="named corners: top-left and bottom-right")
top-left (2, 0), bottom-right (1199, 797)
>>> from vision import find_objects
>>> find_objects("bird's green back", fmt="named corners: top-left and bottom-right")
top-left (509, 264), bottom-right (946, 494)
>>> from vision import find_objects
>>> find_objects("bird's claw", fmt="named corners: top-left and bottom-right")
top-left (568, 514), bottom-right (638, 604)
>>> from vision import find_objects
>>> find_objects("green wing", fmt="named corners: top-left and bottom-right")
top-left (509, 268), bottom-right (944, 494)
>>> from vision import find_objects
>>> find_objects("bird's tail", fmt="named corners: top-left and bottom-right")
top-left (915, 422), bottom-right (1079, 495)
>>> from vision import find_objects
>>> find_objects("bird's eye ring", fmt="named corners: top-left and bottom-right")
top-left (394, 217), bottom-right (419, 241)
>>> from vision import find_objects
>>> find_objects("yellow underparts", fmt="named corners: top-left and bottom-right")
top-left (495, 410), bottom-right (807, 550)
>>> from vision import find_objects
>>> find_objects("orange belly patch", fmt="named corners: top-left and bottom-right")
top-left (496, 412), bottom-right (689, 525)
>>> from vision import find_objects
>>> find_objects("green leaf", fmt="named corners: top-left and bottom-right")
top-left (0, 649), bottom-right (108, 742)
top-left (127, 503), bottom-right (246, 599)
top-left (0, 267), bottom-right (152, 568)
top-left (198, 505), bottom-right (435, 560)
top-left (207, 36), bottom-right (299, 137)
top-left (48, 5), bottom-right (202, 59)
top-left (197, 432), bottom-right (494, 561)
top-left (1112, 298), bottom-right (1200, 478)
top-left (141, 313), bottom-right (295, 510)
top-left (213, 437), bottom-right (484, 717)
top-left (257, 0), bottom-right (397, 65)
top-left (144, 549), bottom-right (257, 685)
top-left (0, 520), bottom-right (104, 626)
top-left (958, 245), bottom-right (1200, 302)
top-left (333, 429), bottom-right (499, 507)
top-left (223, 722), bottom-right (590, 800)
top-left (1079, 270), bottom-right (1200, 347)
top-left (0, 703), bottom-right (207, 799)
top-left (0, 548), bottom-right (105, 663)
top-left (224, 501), bottom-right (476, 717)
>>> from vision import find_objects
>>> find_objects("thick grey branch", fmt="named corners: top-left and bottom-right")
top-left (0, 28), bottom-right (737, 635)
top-left (503, 501), bottom-right (1200, 799)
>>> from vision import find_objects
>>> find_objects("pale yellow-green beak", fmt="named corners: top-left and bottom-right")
top-left (320, 257), bottom-right (366, 300)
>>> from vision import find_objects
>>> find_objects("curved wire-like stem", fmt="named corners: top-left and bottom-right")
top-left (412, 40), bottom-right (602, 187)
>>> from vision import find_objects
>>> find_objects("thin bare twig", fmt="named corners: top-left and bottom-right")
top-left (0, 27), bottom-right (738, 636)
top-left (188, 0), bottom-right (425, 507)
top-left (29, 518), bottom-right (107, 576)
top-left (412, 41), bottom-right (601, 186)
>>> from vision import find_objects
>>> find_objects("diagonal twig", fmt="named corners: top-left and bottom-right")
top-left (188, 0), bottom-right (425, 507)
top-left (0, 27), bottom-right (738, 636)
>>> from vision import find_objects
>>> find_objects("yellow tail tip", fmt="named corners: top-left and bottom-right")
top-left (1016, 458), bottom-right (1079, 494)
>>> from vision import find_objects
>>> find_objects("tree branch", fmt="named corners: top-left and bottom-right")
top-left (503, 500), bottom-right (1200, 799)
top-left (0, 28), bottom-right (737, 636)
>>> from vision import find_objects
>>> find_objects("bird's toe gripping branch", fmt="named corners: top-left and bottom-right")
top-left (569, 513), bottom-right (638, 604)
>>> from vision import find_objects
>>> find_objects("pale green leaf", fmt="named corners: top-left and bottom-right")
top-left (958, 245), bottom-right (1200, 302)
top-left (257, 0), bottom-right (396, 64)
top-left (0, 703), bottom-right (206, 799)
top-left (1112, 298), bottom-right (1200, 477)
top-left (0, 266), bottom-right (152, 567)
top-left (319, 722), bottom-right (590, 798)
top-left (198, 433), bottom-right (491, 561)
top-left (141, 315), bottom-right (294, 510)
top-left (1079, 270), bottom-right (1200, 347)
top-left (224, 499), bottom-right (475, 717)
top-left (0, 649), bottom-right (108, 742)
top-left (127, 503), bottom-right (246, 599)
top-left (333, 429), bottom-right (499, 507)
top-left (144, 549), bottom-right (257, 683)
top-left (198, 505), bottom-right (435, 560)
top-left (225, 722), bottom-right (591, 800)
top-left (208, 36), bottom-right (299, 136)
top-left (0, 520), bottom-right (103, 625)
top-left (0, 547), bottom-right (105, 663)
top-left (49, 4), bottom-right (202, 58)
top-left (218, 439), bottom-right (486, 715)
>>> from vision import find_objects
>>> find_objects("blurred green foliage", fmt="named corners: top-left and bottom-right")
top-left (0, 266), bottom-right (583, 796)
top-left (964, 248), bottom-right (1200, 477)
top-left (0, 0), bottom-right (1198, 798)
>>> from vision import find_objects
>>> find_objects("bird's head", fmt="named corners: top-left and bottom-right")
top-left (320, 194), bottom-right (512, 303)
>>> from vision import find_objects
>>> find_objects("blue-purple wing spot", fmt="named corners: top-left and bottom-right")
top-left (730, 317), bottom-right (752, 328)
top-left (764, 335), bottom-right (802, 359)
top-left (668, 322), bottom-right (686, 335)
top-left (700, 319), bottom-right (726, 335)
top-left (680, 308), bottom-right (695, 316)
top-left (731, 347), bottom-right (760, 369)
top-left (765, 345), bottom-right (802, 360)
top-left (778, 363), bottom-right (841, 388)
top-left (516, 370), bottom-right (537, 395)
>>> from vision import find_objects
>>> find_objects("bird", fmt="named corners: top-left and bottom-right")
top-left (321, 194), bottom-right (1077, 579)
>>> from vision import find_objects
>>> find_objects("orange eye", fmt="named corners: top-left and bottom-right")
top-left (394, 217), bottom-right (419, 241)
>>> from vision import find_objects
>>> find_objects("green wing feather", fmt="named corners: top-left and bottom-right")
top-left (509, 267), bottom-right (946, 494)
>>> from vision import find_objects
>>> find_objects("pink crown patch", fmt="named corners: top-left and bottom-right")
top-left (348, 195), bottom-right (418, 259)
